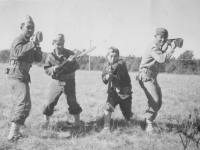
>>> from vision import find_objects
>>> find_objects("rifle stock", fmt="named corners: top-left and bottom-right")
top-left (30, 31), bottom-right (43, 46)
top-left (167, 38), bottom-right (183, 48)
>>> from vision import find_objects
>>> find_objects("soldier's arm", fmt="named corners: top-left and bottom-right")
top-left (117, 59), bottom-right (128, 71)
top-left (34, 47), bottom-right (43, 62)
top-left (102, 64), bottom-right (109, 84)
top-left (151, 47), bottom-right (174, 63)
top-left (43, 55), bottom-right (56, 77)
top-left (64, 60), bottom-right (80, 73)
top-left (62, 50), bottom-right (80, 73)
top-left (12, 39), bottom-right (36, 57)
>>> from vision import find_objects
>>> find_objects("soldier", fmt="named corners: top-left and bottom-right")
top-left (5, 15), bottom-right (43, 141)
top-left (101, 46), bottom-right (133, 132)
top-left (43, 34), bottom-right (82, 127)
top-left (138, 28), bottom-right (177, 133)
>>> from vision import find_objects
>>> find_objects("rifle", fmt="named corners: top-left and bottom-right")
top-left (166, 38), bottom-right (183, 48)
top-left (107, 63), bottom-right (118, 90)
top-left (55, 46), bottom-right (96, 78)
top-left (30, 31), bottom-right (43, 47)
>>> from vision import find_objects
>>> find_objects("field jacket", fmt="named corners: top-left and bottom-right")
top-left (6, 34), bottom-right (43, 82)
top-left (139, 41), bottom-right (174, 73)
top-left (44, 48), bottom-right (80, 82)
top-left (102, 59), bottom-right (132, 94)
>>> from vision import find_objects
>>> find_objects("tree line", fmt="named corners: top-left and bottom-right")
top-left (0, 49), bottom-right (200, 75)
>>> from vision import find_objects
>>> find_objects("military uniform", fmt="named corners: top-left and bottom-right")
top-left (43, 48), bottom-right (82, 117)
top-left (6, 25), bottom-right (43, 126)
top-left (102, 59), bottom-right (132, 121)
top-left (138, 28), bottom-right (174, 130)
top-left (6, 15), bottom-right (43, 141)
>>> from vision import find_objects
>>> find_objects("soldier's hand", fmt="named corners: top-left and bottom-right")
top-left (162, 43), bottom-right (168, 52)
top-left (68, 55), bottom-right (76, 63)
top-left (108, 66), bottom-right (113, 73)
top-left (171, 40), bottom-right (177, 50)
top-left (53, 65), bottom-right (60, 72)
top-left (106, 73), bottom-right (113, 81)
top-left (30, 35), bottom-right (40, 47)
top-left (34, 41), bottom-right (40, 46)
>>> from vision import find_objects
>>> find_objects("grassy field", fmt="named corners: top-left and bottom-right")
top-left (0, 63), bottom-right (200, 150)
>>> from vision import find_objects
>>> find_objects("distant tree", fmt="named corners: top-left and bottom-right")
top-left (165, 58), bottom-right (177, 73)
top-left (0, 49), bottom-right (10, 63)
top-left (130, 57), bottom-right (142, 72)
top-left (175, 50), bottom-right (197, 74)
top-left (124, 56), bottom-right (135, 71)
top-left (178, 50), bottom-right (194, 60)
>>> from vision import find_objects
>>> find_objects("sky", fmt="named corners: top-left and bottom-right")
top-left (0, 0), bottom-right (200, 58)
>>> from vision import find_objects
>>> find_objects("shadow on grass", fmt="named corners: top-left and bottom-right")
top-left (37, 115), bottom-right (184, 140)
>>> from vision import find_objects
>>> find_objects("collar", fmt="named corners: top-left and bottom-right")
top-left (154, 41), bottom-right (162, 50)
top-left (21, 34), bottom-right (30, 42)
top-left (53, 49), bottom-right (65, 60)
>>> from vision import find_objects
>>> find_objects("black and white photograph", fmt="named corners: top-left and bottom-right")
top-left (0, 0), bottom-right (200, 149)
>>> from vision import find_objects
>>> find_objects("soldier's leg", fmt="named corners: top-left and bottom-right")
top-left (64, 79), bottom-right (82, 126)
top-left (139, 80), bottom-right (161, 132)
top-left (118, 95), bottom-right (132, 121)
top-left (103, 91), bottom-right (118, 130)
top-left (157, 84), bottom-right (162, 111)
top-left (140, 80), bottom-right (161, 121)
top-left (8, 80), bottom-right (31, 140)
top-left (43, 82), bottom-right (62, 116)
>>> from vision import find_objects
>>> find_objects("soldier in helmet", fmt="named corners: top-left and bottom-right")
top-left (42, 34), bottom-right (82, 128)
top-left (101, 46), bottom-right (133, 133)
top-left (138, 28), bottom-right (177, 133)
top-left (6, 15), bottom-right (43, 141)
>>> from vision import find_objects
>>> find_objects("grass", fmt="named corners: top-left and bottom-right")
top-left (0, 63), bottom-right (200, 150)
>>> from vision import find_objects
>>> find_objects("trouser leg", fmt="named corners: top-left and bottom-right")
top-left (139, 80), bottom-right (162, 122)
top-left (63, 79), bottom-right (82, 115)
top-left (103, 110), bottom-right (112, 129)
top-left (103, 91), bottom-right (118, 129)
top-left (43, 82), bottom-right (62, 116)
top-left (118, 95), bottom-right (132, 121)
top-left (10, 80), bottom-right (31, 125)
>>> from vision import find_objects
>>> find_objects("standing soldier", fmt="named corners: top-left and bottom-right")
top-left (138, 28), bottom-right (177, 133)
top-left (101, 46), bottom-right (133, 132)
top-left (5, 15), bottom-right (43, 141)
top-left (43, 34), bottom-right (82, 128)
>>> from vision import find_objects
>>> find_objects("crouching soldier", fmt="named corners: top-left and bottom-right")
top-left (43, 34), bottom-right (82, 128)
top-left (138, 28), bottom-right (177, 133)
top-left (6, 15), bottom-right (43, 141)
top-left (101, 46), bottom-right (132, 132)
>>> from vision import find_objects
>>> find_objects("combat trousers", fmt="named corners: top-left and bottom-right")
top-left (9, 79), bottom-right (31, 125)
top-left (139, 79), bottom-right (162, 121)
top-left (43, 79), bottom-right (82, 116)
top-left (105, 91), bottom-right (132, 121)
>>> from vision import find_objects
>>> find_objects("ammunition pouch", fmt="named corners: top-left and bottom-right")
top-left (137, 68), bottom-right (158, 82)
top-left (9, 60), bottom-right (31, 73)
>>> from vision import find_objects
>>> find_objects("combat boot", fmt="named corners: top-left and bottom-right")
top-left (7, 122), bottom-right (21, 141)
